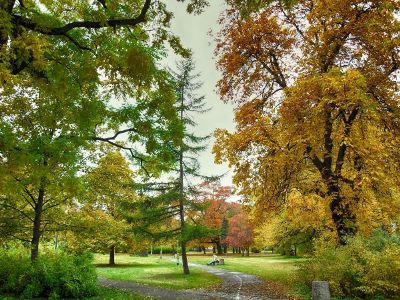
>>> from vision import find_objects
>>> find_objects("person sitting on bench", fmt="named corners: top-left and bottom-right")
top-left (207, 254), bottom-right (219, 265)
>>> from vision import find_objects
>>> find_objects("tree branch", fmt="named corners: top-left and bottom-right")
top-left (12, 0), bottom-right (151, 36)
top-left (335, 107), bottom-right (359, 176)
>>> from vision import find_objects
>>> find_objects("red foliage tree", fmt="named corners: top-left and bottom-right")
top-left (224, 213), bottom-right (254, 256)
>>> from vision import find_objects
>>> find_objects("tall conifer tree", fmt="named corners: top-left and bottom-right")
top-left (130, 57), bottom-right (212, 275)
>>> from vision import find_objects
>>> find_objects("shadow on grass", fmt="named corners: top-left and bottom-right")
top-left (95, 263), bottom-right (154, 268)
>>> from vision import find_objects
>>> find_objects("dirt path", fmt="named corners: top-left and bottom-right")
top-left (98, 261), bottom-right (291, 300)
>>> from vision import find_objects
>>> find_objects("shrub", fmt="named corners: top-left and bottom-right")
top-left (298, 230), bottom-right (400, 299)
top-left (150, 246), bottom-right (174, 254)
top-left (0, 244), bottom-right (98, 299)
top-left (250, 247), bottom-right (261, 253)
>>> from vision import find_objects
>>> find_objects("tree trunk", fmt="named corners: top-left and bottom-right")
top-left (213, 246), bottom-right (215, 253)
top-left (330, 200), bottom-right (356, 245)
top-left (233, 248), bottom-right (236, 254)
top-left (246, 247), bottom-right (249, 256)
top-left (31, 180), bottom-right (46, 262)
top-left (203, 246), bottom-right (206, 254)
top-left (216, 241), bottom-right (223, 254)
top-left (328, 184), bottom-right (356, 245)
top-left (109, 245), bottom-right (116, 265)
top-left (181, 243), bottom-right (190, 274)
top-left (223, 246), bottom-right (227, 254)
top-left (178, 117), bottom-right (190, 275)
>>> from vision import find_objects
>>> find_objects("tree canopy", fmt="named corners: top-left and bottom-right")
top-left (214, 0), bottom-right (400, 244)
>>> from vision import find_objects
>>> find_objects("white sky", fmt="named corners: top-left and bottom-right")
top-left (165, 0), bottom-right (236, 186)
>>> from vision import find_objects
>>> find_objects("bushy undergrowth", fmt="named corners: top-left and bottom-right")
top-left (0, 244), bottom-right (98, 299)
top-left (299, 231), bottom-right (400, 299)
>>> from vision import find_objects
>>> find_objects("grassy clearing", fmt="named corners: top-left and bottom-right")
top-left (95, 254), bottom-right (222, 290)
top-left (187, 254), bottom-right (309, 299)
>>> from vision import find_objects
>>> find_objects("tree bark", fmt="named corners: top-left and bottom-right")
top-left (109, 245), bottom-right (116, 265)
top-left (31, 176), bottom-right (46, 262)
top-left (329, 187), bottom-right (356, 245)
top-left (308, 106), bottom-right (359, 245)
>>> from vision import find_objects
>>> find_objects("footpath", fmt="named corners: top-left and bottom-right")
top-left (98, 261), bottom-right (292, 300)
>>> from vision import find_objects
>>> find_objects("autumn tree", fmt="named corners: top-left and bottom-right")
top-left (186, 182), bottom-right (247, 255)
top-left (224, 212), bottom-right (254, 256)
top-left (254, 190), bottom-right (332, 255)
top-left (195, 182), bottom-right (236, 254)
top-left (214, 0), bottom-right (400, 245)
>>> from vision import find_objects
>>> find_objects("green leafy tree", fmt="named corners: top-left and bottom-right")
top-left (68, 151), bottom-right (137, 265)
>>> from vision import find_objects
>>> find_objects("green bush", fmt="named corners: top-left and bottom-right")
top-left (150, 246), bottom-right (174, 254)
top-left (299, 230), bottom-right (400, 299)
top-left (250, 247), bottom-right (261, 253)
top-left (0, 244), bottom-right (98, 299)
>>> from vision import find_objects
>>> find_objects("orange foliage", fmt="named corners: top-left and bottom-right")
top-left (214, 0), bottom-right (400, 244)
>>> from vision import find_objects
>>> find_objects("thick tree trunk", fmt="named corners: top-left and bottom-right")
top-left (213, 246), bottom-right (215, 253)
top-left (109, 245), bottom-right (116, 265)
top-left (223, 246), bottom-right (227, 254)
top-left (31, 180), bottom-right (45, 262)
top-left (202, 246), bottom-right (206, 254)
top-left (233, 248), bottom-right (236, 254)
top-left (329, 190), bottom-right (356, 245)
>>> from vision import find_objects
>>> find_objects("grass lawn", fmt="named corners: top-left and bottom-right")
top-left (95, 254), bottom-right (222, 290)
top-left (0, 287), bottom-right (151, 300)
top-left (187, 254), bottom-right (309, 299)
top-left (91, 287), bottom-right (153, 300)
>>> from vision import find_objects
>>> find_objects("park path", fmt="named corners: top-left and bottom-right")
top-left (98, 260), bottom-right (292, 300)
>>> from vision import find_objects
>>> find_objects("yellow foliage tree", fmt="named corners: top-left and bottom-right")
top-left (214, 0), bottom-right (400, 244)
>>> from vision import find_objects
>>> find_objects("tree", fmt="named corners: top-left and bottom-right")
top-left (73, 151), bottom-right (136, 265)
top-left (224, 212), bottom-right (254, 256)
top-left (214, 0), bottom-right (400, 244)
top-left (188, 182), bottom-right (239, 254)
top-left (0, 24), bottom-right (183, 262)
top-left (0, 0), bottom-right (211, 262)
top-left (254, 190), bottom-right (331, 255)
top-left (0, 0), bottom-right (209, 78)
top-left (131, 57), bottom-right (212, 275)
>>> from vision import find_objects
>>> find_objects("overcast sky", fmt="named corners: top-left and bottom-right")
top-left (165, 0), bottom-right (236, 186)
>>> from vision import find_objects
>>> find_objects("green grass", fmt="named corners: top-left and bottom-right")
top-left (95, 254), bottom-right (222, 290)
top-left (91, 287), bottom-right (152, 300)
top-left (187, 254), bottom-right (309, 299)
top-left (0, 287), bottom-right (151, 300)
